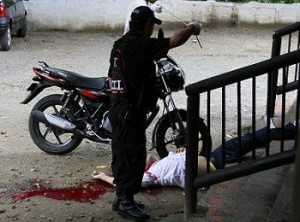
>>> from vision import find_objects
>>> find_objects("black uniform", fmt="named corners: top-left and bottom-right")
top-left (108, 31), bottom-right (169, 198)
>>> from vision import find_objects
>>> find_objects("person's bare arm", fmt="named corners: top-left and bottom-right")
top-left (91, 170), bottom-right (115, 186)
top-left (169, 25), bottom-right (194, 49)
top-left (169, 22), bottom-right (201, 49)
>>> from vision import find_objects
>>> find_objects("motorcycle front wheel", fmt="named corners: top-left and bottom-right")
top-left (28, 94), bottom-right (84, 155)
top-left (153, 109), bottom-right (212, 159)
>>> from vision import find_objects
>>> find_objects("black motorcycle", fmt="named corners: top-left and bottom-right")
top-left (22, 56), bottom-right (210, 158)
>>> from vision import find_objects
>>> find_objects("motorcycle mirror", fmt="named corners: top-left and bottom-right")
top-left (158, 28), bottom-right (164, 39)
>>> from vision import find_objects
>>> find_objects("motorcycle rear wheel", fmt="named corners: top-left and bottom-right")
top-left (28, 94), bottom-right (84, 155)
top-left (153, 110), bottom-right (211, 159)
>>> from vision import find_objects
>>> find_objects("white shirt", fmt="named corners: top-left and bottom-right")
top-left (141, 151), bottom-right (186, 188)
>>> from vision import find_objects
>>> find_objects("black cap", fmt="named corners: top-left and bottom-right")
top-left (131, 6), bottom-right (162, 25)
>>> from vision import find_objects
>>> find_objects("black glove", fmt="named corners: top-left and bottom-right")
top-left (188, 22), bottom-right (202, 35)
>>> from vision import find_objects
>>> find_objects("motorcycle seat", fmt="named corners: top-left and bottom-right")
top-left (45, 66), bottom-right (108, 90)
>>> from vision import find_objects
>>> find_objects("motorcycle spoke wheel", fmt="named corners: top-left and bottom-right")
top-left (29, 94), bottom-right (83, 155)
top-left (154, 110), bottom-right (211, 159)
top-left (162, 125), bottom-right (207, 152)
top-left (162, 126), bottom-right (205, 146)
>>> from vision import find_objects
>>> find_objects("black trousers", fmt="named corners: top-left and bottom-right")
top-left (211, 122), bottom-right (296, 168)
top-left (109, 95), bottom-right (147, 198)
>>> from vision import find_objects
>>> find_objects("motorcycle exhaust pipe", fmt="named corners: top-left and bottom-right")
top-left (31, 110), bottom-right (77, 132)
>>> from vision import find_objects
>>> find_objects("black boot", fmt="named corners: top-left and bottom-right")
top-left (112, 195), bottom-right (145, 211)
top-left (117, 197), bottom-right (150, 221)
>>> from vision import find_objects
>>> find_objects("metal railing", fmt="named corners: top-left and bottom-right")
top-left (268, 22), bottom-right (300, 117)
top-left (293, 129), bottom-right (300, 222)
top-left (184, 22), bottom-right (300, 217)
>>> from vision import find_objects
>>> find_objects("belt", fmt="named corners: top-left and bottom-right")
top-left (111, 90), bottom-right (127, 95)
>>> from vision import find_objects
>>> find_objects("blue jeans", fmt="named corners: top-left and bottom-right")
top-left (210, 122), bottom-right (296, 168)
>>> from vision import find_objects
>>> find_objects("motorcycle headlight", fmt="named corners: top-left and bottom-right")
top-left (157, 59), bottom-right (185, 92)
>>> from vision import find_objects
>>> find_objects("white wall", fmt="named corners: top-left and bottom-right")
top-left (24, 0), bottom-right (300, 31)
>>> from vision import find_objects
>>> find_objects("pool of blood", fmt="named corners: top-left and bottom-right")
top-left (11, 179), bottom-right (180, 203)
top-left (12, 180), bottom-right (114, 202)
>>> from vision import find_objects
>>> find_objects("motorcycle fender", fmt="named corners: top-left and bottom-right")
top-left (150, 109), bottom-right (205, 151)
top-left (21, 81), bottom-right (52, 104)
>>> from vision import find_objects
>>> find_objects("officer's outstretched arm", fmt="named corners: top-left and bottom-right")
top-left (169, 22), bottom-right (201, 49)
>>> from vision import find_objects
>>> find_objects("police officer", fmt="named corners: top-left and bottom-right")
top-left (108, 6), bottom-right (201, 221)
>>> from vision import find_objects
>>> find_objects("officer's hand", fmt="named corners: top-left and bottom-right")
top-left (150, 1), bottom-right (162, 13)
top-left (188, 22), bottom-right (202, 35)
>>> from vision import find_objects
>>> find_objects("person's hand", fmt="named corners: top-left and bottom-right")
top-left (150, 1), bottom-right (162, 13)
top-left (188, 21), bottom-right (202, 35)
top-left (91, 170), bottom-right (106, 179)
